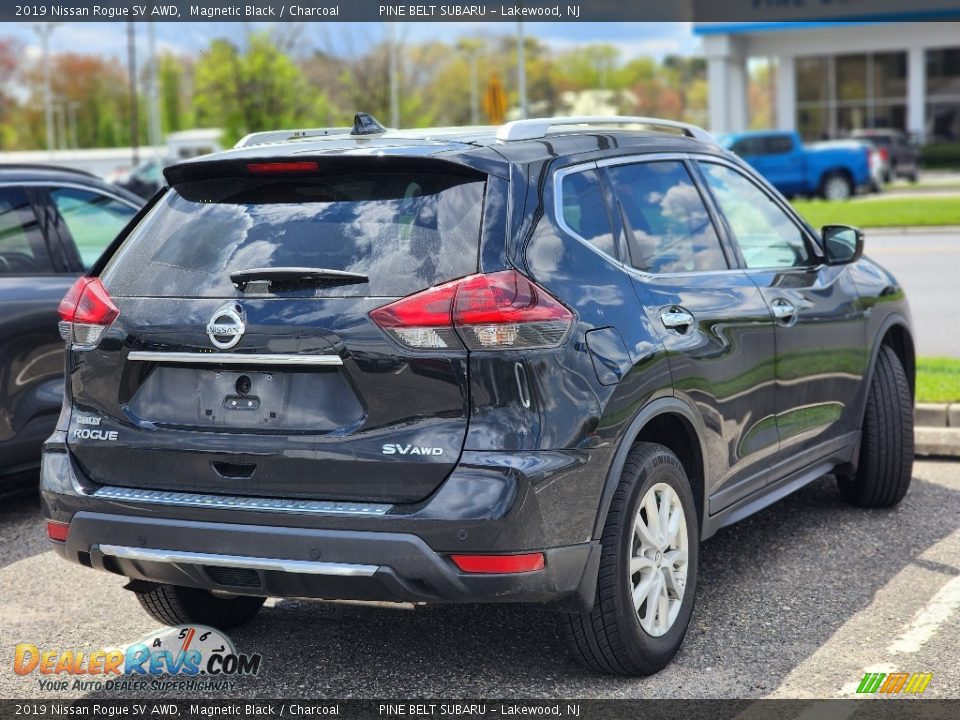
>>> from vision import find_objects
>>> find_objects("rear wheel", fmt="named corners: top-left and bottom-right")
top-left (838, 345), bottom-right (914, 508)
top-left (134, 584), bottom-right (265, 630)
top-left (821, 172), bottom-right (853, 201)
top-left (561, 442), bottom-right (698, 675)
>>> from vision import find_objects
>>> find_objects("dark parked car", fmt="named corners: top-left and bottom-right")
top-left (0, 165), bottom-right (140, 485)
top-left (41, 115), bottom-right (915, 675)
top-left (851, 129), bottom-right (921, 183)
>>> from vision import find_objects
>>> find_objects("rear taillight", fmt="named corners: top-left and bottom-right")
top-left (58, 277), bottom-right (119, 346)
top-left (369, 270), bottom-right (573, 351)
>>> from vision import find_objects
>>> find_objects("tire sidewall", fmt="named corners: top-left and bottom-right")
top-left (614, 448), bottom-right (699, 668)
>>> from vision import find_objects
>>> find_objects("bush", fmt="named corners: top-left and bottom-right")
top-left (920, 142), bottom-right (960, 170)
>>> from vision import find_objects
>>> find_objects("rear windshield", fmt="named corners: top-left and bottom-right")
top-left (102, 170), bottom-right (485, 298)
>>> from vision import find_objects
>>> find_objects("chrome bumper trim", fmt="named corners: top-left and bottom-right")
top-left (91, 486), bottom-right (392, 516)
top-left (126, 351), bottom-right (343, 366)
top-left (98, 544), bottom-right (379, 577)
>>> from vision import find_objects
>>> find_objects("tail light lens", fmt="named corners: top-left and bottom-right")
top-left (58, 277), bottom-right (119, 346)
top-left (369, 270), bottom-right (573, 351)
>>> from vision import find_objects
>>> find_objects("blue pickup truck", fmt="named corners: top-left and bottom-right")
top-left (718, 130), bottom-right (877, 201)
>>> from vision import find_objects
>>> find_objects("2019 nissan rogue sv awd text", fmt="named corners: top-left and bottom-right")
top-left (41, 115), bottom-right (915, 675)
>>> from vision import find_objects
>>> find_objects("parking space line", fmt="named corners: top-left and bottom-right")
top-left (763, 527), bottom-right (960, 700)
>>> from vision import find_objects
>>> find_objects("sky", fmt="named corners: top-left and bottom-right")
top-left (1, 21), bottom-right (699, 63)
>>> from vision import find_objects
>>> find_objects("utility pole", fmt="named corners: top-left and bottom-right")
top-left (387, 22), bottom-right (400, 128)
top-left (127, 21), bottom-right (139, 167)
top-left (33, 23), bottom-right (58, 158)
top-left (54, 102), bottom-right (66, 151)
top-left (457, 39), bottom-right (483, 125)
top-left (147, 22), bottom-right (162, 155)
top-left (68, 101), bottom-right (80, 148)
top-left (516, 22), bottom-right (527, 119)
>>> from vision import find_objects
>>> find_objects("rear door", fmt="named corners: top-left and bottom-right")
top-left (597, 157), bottom-right (781, 512)
top-left (46, 185), bottom-right (139, 271)
top-left (0, 185), bottom-right (74, 466)
top-left (67, 160), bottom-right (490, 503)
top-left (697, 160), bottom-right (868, 461)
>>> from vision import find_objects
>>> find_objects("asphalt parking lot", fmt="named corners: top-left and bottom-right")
top-left (1, 460), bottom-right (958, 700)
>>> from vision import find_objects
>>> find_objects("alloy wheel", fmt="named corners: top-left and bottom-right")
top-left (630, 482), bottom-right (689, 637)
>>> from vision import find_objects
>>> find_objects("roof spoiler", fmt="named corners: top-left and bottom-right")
top-left (234, 113), bottom-right (388, 148)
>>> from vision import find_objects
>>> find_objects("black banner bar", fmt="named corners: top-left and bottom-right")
top-left (4, 0), bottom-right (960, 23)
top-left (2, 700), bottom-right (959, 720)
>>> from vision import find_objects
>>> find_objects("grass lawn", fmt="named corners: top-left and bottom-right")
top-left (792, 196), bottom-right (960, 229)
top-left (916, 357), bottom-right (960, 404)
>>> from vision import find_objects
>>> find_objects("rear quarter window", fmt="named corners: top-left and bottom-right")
top-left (102, 170), bottom-right (486, 298)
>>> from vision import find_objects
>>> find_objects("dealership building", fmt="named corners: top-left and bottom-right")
top-left (695, 21), bottom-right (960, 141)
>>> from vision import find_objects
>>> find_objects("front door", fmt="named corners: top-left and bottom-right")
top-left (598, 157), bottom-right (781, 512)
top-left (697, 160), bottom-right (869, 463)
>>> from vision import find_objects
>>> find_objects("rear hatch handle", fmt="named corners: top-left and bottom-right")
top-left (230, 266), bottom-right (369, 291)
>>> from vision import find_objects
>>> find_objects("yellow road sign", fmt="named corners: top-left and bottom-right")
top-left (483, 74), bottom-right (508, 125)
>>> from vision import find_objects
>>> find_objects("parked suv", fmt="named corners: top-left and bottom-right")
top-left (0, 165), bottom-right (140, 486)
top-left (41, 115), bottom-right (915, 675)
top-left (851, 129), bottom-right (921, 183)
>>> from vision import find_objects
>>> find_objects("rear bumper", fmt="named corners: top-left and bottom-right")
top-left (52, 511), bottom-right (599, 607)
top-left (41, 438), bottom-right (607, 609)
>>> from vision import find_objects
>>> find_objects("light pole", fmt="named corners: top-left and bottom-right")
top-left (127, 21), bottom-right (139, 167)
top-left (146, 22), bottom-right (162, 155)
top-left (33, 23), bottom-right (59, 158)
top-left (387, 22), bottom-right (400, 128)
top-left (516, 22), bottom-right (527, 119)
top-left (457, 39), bottom-right (483, 126)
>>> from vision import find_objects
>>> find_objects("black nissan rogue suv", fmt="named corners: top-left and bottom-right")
top-left (41, 115), bottom-right (915, 675)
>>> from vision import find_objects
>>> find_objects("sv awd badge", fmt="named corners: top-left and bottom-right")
top-left (382, 444), bottom-right (444, 456)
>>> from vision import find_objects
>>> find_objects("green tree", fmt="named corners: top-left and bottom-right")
top-left (193, 32), bottom-right (328, 145)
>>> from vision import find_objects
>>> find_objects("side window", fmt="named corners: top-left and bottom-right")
top-left (49, 187), bottom-right (136, 270)
top-left (0, 187), bottom-right (52, 274)
top-left (764, 135), bottom-right (795, 154)
top-left (559, 169), bottom-right (616, 258)
top-left (603, 161), bottom-right (728, 274)
top-left (699, 163), bottom-right (813, 270)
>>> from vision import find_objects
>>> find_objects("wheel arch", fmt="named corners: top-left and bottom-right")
top-left (863, 315), bottom-right (916, 415)
top-left (818, 166), bottom-right (854, 196)
top-left (591, 398), bottom-right (708, 541)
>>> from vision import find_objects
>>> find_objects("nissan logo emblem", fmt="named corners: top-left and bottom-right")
top-left (206, 304), bottom-right (246, 350)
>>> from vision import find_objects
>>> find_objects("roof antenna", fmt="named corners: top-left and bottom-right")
top-left (351, 113), bottom-right (387, 136)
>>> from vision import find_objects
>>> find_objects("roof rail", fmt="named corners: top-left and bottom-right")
top-left (496, 116), bottom-right (716, 144)
top-left (234, 113), bottom-right (389, 149)
top-left (234, 127), bottom-right (354, 148)
top-left (0, 163), bottom-right (98, 178)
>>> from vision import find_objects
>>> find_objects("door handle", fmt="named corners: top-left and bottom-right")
top-left (771, 298), bottom-right (797, 321)
top-left (661, 309), bottom-right (694, 331)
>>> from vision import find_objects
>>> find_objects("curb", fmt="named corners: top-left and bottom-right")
top-left (914, 403), bottom-right (960, 458)
top-left (866, 225), bottom-right (960, 235)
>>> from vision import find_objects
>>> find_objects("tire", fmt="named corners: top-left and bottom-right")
top-left (561, 442), bottom-right (698, 676)
top-left (838, 345), bottom-right (914, 508)
top-left (134, 584), bottom-right (265, 630)
top-left (821, 172), bottom-right (853, 201)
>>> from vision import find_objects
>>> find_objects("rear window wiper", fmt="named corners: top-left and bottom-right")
top-left (230, 267), bottom-right (369, 292)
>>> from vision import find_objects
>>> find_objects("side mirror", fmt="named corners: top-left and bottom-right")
top-left (822, 224), bottom-right (864, 265)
